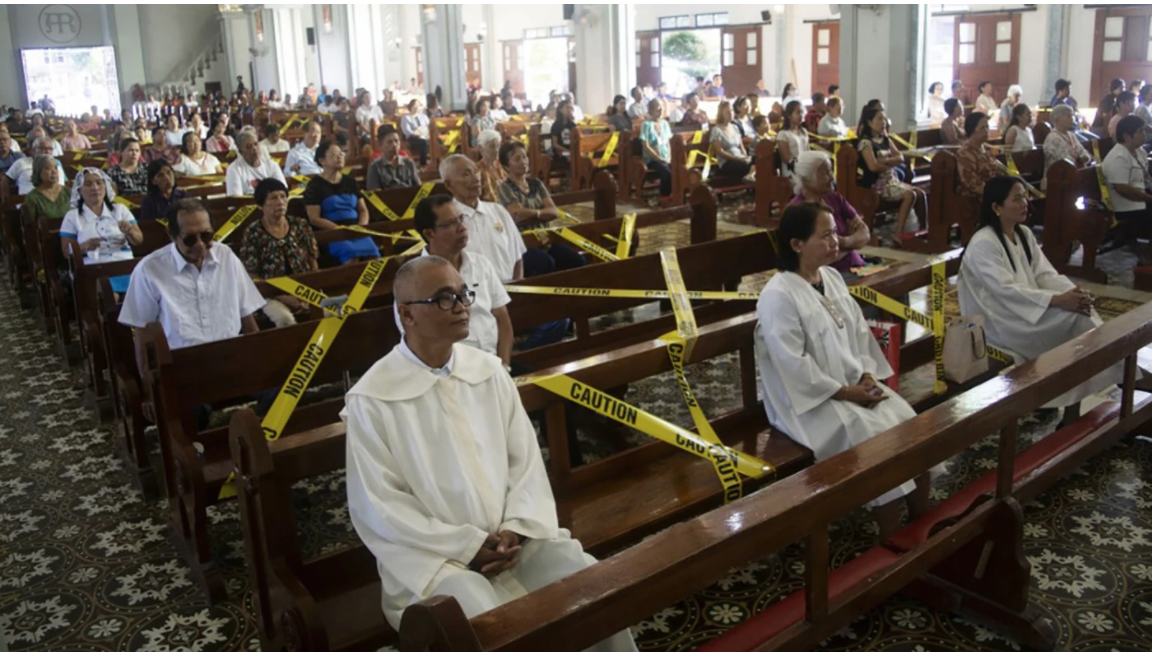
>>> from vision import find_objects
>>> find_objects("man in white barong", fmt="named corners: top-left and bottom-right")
top-left (755, 203), bottom-right (940, 538)
top-left (958, 176), bottom-right (1145, 423)
top-left (343, 256), bottom-right (637, 651)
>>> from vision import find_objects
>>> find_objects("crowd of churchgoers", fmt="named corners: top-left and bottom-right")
top-left (1, 66), bottom-right (1149, 648)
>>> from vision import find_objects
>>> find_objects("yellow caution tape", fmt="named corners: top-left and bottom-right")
top-left (615, 213), bottom-right (636, 259)
top-left (264, 277), bottom-right (331, 311)
top-left (891, 132), bottom-right (932, 163)
top-left (996, 158), bottom-right (1045, 199)
top-left (113, 196), bottom-right (139, 210)
top-left (986, 344), bottom-right (1015, 364)
top-left (363, 189), bottom-right (401, 221)
top-left (402, 182), bottom-right (436, 220)
top-left (503, 284), bottom-right (757, 301)
top-left (530, 227), bottom-right (619, 262)
top-left (289, 186), bottom-right (305, 198)
top-left (212, 205), bottom-right (257, 242)
top-left (692, 130), bottom-right (703, 145)
top-left (278, 117), bottom-right (298, 136)
top-left (443, 130), bottom-right (461, 152)
top-left (597, 131), bottom-right (620, 168)
top-left (931, 260), bottom-right (948, 394)
top-left (1091, 141), bottom-right (1113, 213)
top-left (336, 224), bottom-right (420, 242)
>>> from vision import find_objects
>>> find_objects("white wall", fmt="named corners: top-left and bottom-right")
top-left (489, 4), bottom-right (565, 42)
top-left (313, 4), bottom-right (351, 95)
top-left (1065, 5), bottom-right (1097, 108)
top-left (0, 10), bottom-right (20, 105)
top-left (137, 5), bottom-right (221, 87)
top-left (248, 9), bottom-right (280, 95)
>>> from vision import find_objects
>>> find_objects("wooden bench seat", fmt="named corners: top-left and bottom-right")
top-left (1040, 160), bottom-right (1112, 283)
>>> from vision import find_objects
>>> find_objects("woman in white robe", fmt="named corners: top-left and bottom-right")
top-left (755, 203), bottom-right (939, 538)
top-left (957, 176), bottom-right (1125, 417)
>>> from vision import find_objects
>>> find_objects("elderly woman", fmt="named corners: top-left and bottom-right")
top-left (240, 178), bottom-right (319, 327)
top-left (497, 140), bottom-right (586, 274)
top-left (107, 138), bottom-right (150, 196)
top-left (59, 118), bottom-right (91, 152)
top-left (956, 113), bottom-right (1002, 199)
top-left (205, 117), bottom-right (236, 154)
top-left (400, 98), bottom-right (431, 166)
top-left (776, 100), bottom-right (810, 181)
top-left (1004, 104), bottom-right (1036, 152)
top-left (926, 82), bottom-right (947, 122)
top-left (6, 137), bottom-right (63, 195)
top-left (940, 98), bottom-right (964, 145)
top-left (817, 96), bottom-right (849, 138)
top-left (788, 151), bottom-right (869, 276)
top-left (20, 155), bottom-right (70, 242)
top-left (677, 92), bottom-right (709, 129)
top-left (173, 131), bottom-right (223, 177)
top-left (470, 98), bottom-right (498, 137)
top-left (164, 114), bottom-right (187, 147)
top-left (188, 112), bottom-right (208, 140)
top-left (997, 85), bottom-right (1023, 133)
top-left (225, 128), bottom-right (287, 196)
top-left (958, 177), bottom-right (1133, 423)
top-left (304, 140), bottom-right (379, 264)
top-left (366, 125), bottom-right (421, 191)
top-left (60, 168), bottom-right (143, 294)
top-left (639, 98), bottom-right (673, 198)
top-left (857, 106), bottom-right (927, 231)
top-left (755, 203), bottom-right (939, 537)
top-left (711, 101), bottom-right (752, 180)
top-left (476, 129), bottom-right (506, 203)
top-left (139, 160), bottom-right (187, 222)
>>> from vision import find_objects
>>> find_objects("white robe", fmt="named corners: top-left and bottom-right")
top-left (957, 226), bottom-right (1122, 408)
top-left (343, 342), bottom-right (636, 650)
top-left (755, 268), bottom-right (936, 508)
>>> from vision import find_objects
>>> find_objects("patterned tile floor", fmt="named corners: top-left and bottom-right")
top-left (0, 196), bottom-right (1151, 651)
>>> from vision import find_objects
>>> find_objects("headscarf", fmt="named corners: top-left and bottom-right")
top-left (791, 150), bottom-right (832, 196)
top-left (71, 166), bottom-right (117, 207)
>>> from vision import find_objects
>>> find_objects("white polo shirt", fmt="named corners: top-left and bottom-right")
top-left (225, 153), bottom-right (287, 196)
top-left (60, 203), bottom-right (137, 265)
top-left (453, 198), bottom-right (526, 282)
top-left (118, 243), bottom-right (266, 350)
top-left (1101, 143), bottom-right (1151, 213)
top-left (396, 250), bottom-right (510, 357)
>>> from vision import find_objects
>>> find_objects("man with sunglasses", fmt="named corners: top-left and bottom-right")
top-left (343, 256), bottom-right (637, 651)
top-left (119, 198), bottom-right (266, 349)
top-left (405, 194), bottom-right (512, 366)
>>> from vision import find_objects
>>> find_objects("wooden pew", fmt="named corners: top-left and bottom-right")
top-left (429, 116), bottom-right (468, 170)
top-left (736, 138), bottom-right (795, 228)
top-left (569, 128), bottom-right (626, 193)
top-left (1040, 160), bottom-right (1112, 283)
top-left (669, 131), bottom-right (752, 204)
top-left (399, 304), bottom-right (1151, 651)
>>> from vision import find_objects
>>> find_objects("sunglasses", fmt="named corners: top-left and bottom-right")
top-left (179, 231), bottom-right (214, 247)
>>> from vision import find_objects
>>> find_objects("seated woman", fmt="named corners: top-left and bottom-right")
top-left (107, 138), bottom-right (150, 196)
top-left (240, 178), bottom-right (319, 327)
top-left (677, 92), bottom-right (709, 129)
top-left (476, 129), bottom-right (506, 203)
top-left (974, 81), bottom-right (999, 121)
top-left (639, 98), bottom-right (673, 198)
top-left (497, 140), bottom-right (586, 275)
top-left (173, 131), bottom-right (223, 177)
top-left (958, 176), bottom-right (1129, 422)
top-left (857, 106), bottom-right (927, 232)
top-left (1004, 104), bottom-right (1035, 153)
top-left (139, 160), bottom-right (187, 222)
top-left (733, 96), bottom-right (755, 139)
top-left (776, 100), bottom-right (809, 182)
top-left (60, 168), bottom-right (143, 295)
top-left (59, 118), bottom-right (91, 152)
top-left (549, 100), bottom-right (577, 164)
top-left (143, 127), bottom-right (178, 165)
top-left (788, 151), bottom-right (869, 278)
top-left (755, 203), bottom-right (937, 537)
top-left (817, 96), bottom-right (848, 138)
top-left (710, 100), bottom-right (753, 180)
top-left (607, 94), bottom-right (632, 133)
top-left (425, 93), bottom-right (446, 119)
top-left (926, 82), bottom-right (947, 123)
top-left (205, 116), bottom-right (236, 155)
top-left (956, 112), bottom-right (1001, 199)
top-left (939, 98), bottom-right (964, 145)
top-left (304, 140), bottom-right (379, 265)
top-left (20, 155), bottom-right (70, 243)
top-left (470, 97), bottom-right (498, 137)
top-left (400, 98), bottom-right (431, 166)
top-left (1042, 104), bottom-right (1091, 187)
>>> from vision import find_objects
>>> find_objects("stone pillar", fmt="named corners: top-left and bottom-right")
top-left (1042, 4), bottom-right (1067, 106)
top-left (482, 4), bottom-right (500, 92)
top-left (574, 4), bottom-right (635, 115)
top-left (422, 4), bottom-right (467, 111)
top-left (839, 4), bottom-right (920, 131)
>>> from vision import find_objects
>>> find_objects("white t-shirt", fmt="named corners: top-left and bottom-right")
top-left (453, 199), bottom-right (527, 282)
top-left (261, 137), bottom-right (291, 154)
top-left (166, 128), bottom-right (188, 148)
top-left (356, 105), bottom-right (384, 131)
top-left (60, 202), bottom-right (137, 265)
top-left (225, 154), bottom-right (287, 196)
top-left (1101, 143), bottom-right (1151, 213)
top-left (173, 152), bottom-right (222, 177)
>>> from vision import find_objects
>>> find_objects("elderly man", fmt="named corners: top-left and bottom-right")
top-left (440, 154), bottom-right (527, 281)
top-left (6, 138), bottom-right (64, 195)
top-left (282, 120), bottom-right (324, 177)
top-left (343, 256), bottom-right (637, 651)
top-left (997, 84), bottom-right (1024, 133)
top-left (366, 125), bottom-right (421, 191)
top-left (226, 128), bottom-right (287, 196)
top-left (119, 198), bottom-right (265, 348)
top-left (409, 195), bottom-right (512, 365)
top-left (0, 130), bottom-right (23, 174)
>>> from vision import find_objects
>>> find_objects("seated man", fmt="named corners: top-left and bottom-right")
top-left (440, 154), bottom-right (527, 281)
top-left (226, 128), bottom-right (287, 196)
top-left (344, 256), bottom-right (637, 651)
top-left (282, 120), bottom-right (324, 177)
top-left (260, 122), bottom-right (291, 154)
top-left (366, 124), bottom-right (421, 191)
top-left (408, 195), bottom-right (513, 366)
top-left (119, 197), bottom-right (265, 348)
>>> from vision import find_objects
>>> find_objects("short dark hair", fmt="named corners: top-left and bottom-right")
top-left (315, 139), bottom-right (337, 165)
top-left (1117, 115), bottom-right (1146, 141)
top-left (964, 112), bottom-right (987, 137)
top-left (264, 123), bottom-right (279, 137)
top-left (166, 197), bottom-right (208, 238)
top-left (929, 81), bottom-right (943, 95)
top-left (145, 159), bottom-right (174, 196)
top-left (1055, 78), bottom-right (1071, 94)
top-left (377, 123), bottom-right (398, 141)
top-left (119, 137), bottom-right (140, 153)
top-left (827, 84), bottom-right (839, 96)
top-left (978, 80), bottom-right (992, 92)
top-left (811, 92), bottom-right (826, 105)
top-left (951, 80), bottom-right (963, 91)
top-left (1117, 91), bottom-right (1137, 106)
top-left (498, 139), bottom-right (525, 167)
top-left (944, 98), bottom-right (960, 117)
top-left (777, 203), bottom-right (831, 272)
top-left (413, 193), bottom-right (456, 236)
top-left (752, 114), bottom-right (768, 129)
top-left (254, 177), bottom-right (288, 206)
top-left (1110, 78), bottom-right (1126, 92)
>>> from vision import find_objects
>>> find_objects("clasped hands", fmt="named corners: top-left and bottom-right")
top-left (835, 373), bottom-right (888, 408)
top-left (468, 530), bottom-right (523, 577)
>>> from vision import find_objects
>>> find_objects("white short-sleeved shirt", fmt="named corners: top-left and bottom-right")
top-left (261, 138), bottom-right (291, 154)
top-left (395, 249), bottom-right (511, 356)
top-left (454, 199), bottom-right (527, 282)
top-left (283, 142), bottom-right (323, 177)
top-left (173, 152), bottom-right (222, 177)
top-left (1102, 143), bottom-right (1151, 213)
top-left (356, 105), bottom-right (384, 131)
top-left (118, 243), bottom-right (266, 350)
top-left (60, 203), bottom-right (137, 265)
top-left (6, 156), bottom-right (65, 196)
top-left (225, 154), bottom-right (287, 196)
top-left (165, 128), bottom-right (188, 148)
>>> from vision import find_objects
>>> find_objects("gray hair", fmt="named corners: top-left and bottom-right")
top-left (31, 155), bottom-right (56, 188)
top-left (235, 127), bottom-right (259, 147)
top-left (32, 136), bottom-right (55, 152)
top-left (1050, 104), bottom-right (1074, 123)
top-left (438, 153), bottom-right (472, 182)
top-left (1007, 84), bottom-right (1023, 99)
top-left (476, 129), bottom-right (502, 150)
top-left (791, 149), bottom-right (832, 195)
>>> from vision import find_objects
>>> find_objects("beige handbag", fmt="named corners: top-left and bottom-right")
top-left (942, 315), bottom-right (990, 384)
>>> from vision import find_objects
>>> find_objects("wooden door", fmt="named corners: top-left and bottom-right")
top-left (464, 43), bottom-right (482, 89)
top-left (953, 13), bottom-right (1020, 103)
top-left (811, 21), bottom-right (840, 97)
top-left (721, 26), bottom-right (761, 98)
top-left (636, 31), bottom-right (662, 89)
top-left (414, 47), bottom-right (424, 87)
top-left (501, 40), bottom-right (525, 95)
top-left (1090, 6), bottom-right (1152, 102)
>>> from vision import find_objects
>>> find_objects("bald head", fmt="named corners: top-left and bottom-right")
top-left (393, 255), bottom-right (455, 304)
top-left (394, 255), bottom-right (472, 346)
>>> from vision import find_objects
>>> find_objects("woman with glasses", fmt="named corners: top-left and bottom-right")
top-left (304, 140), bottom-right (379, 264)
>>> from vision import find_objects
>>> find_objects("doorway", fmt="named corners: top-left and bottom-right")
top-left (21, 46), bottom-right (121, 116)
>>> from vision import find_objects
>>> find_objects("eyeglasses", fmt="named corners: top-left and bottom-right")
top-left (434, 215), bottom-right (467, 231)
top-left (179, 231), bottom-right (214, 247)
top-left (403, 289), bottom-right (476, 311)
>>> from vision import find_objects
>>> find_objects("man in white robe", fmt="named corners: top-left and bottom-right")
top-left (343, 256), bottom-right (637, 651)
